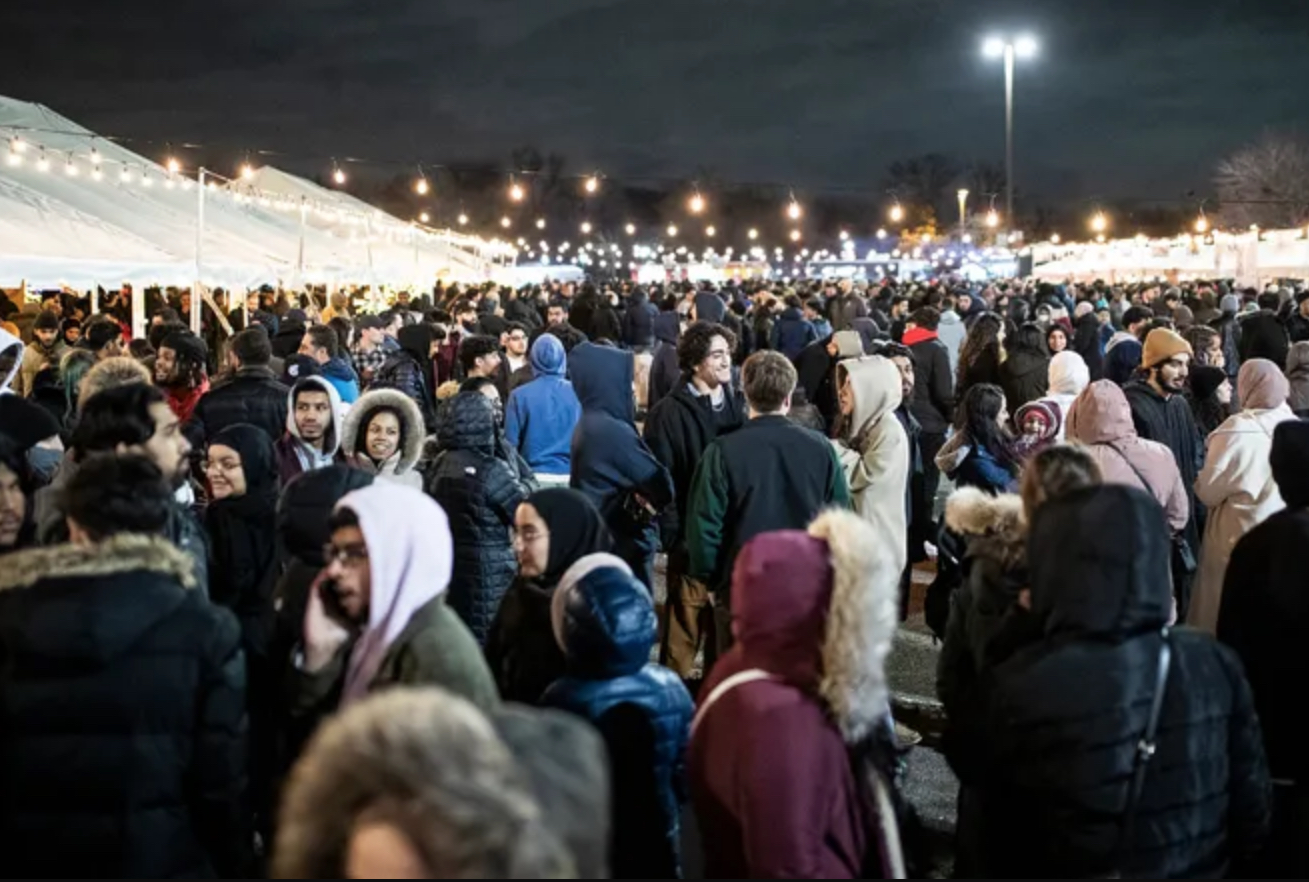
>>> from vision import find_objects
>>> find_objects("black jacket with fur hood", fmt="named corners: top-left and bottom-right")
top-left (0, 535), bottom-right (250, 878)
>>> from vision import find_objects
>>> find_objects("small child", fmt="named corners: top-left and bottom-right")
top-left (1012, 400), bottom-right (1062, 460)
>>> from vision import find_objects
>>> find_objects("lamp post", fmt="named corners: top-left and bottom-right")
top-left (957, 189), bottom-right (969, 240)
top-left (983, 34), bottom-right (1037, 234)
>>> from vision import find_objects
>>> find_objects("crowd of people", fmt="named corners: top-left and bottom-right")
top-left (0, 271), bottom-right (1304, 878)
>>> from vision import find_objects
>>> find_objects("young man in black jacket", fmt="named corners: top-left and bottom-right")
top-left (191, 327), bottom-right (290, 445)
top-left (643, 322), bottom-right (746, 678)
top-left (903, 306), bottom-right (955, 554)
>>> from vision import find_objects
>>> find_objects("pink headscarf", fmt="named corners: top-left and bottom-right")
top-left (1238, 358), bottom-right (1290, 411)
top-left (336, 482), bottom-right (454, 705)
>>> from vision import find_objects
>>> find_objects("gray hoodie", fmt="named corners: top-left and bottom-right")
top-left (937, 310), bottom-right (967, 375)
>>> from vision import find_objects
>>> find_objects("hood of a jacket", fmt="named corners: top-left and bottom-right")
top-left (0, 534), bottom-right (196, 662)
top-left (529, 333), bottom-right (567, 378)
top-left (1047, 350), bottom-right (1090, 396)
top-left (840, 355), bottom-right (901, 441)
top-left (1005, 347), bottom-right (1049, 378)
top-left (652, 312), bottom-right (680, 345)
top-left (553, 556), bottom-right (656, 679)
top-left (833, 329), bottom-right (864, 358)
top-left (938, 310), bottom-right (963, 328)
top-left (1028, 485), bottom-right (1172, 638)
top-left (934, 432), bottom-right (971, 476)
top-left (730, 509), bottom-right (898, 744)
top-left (568, 342), bottom-right (634, 423)
top-left (320, 355), bottom-right (357, 385)
top-left (435, 390), bottom-right (497, 455)
top-left (286, 375), bottom-right (343, 455)
top-left (1066, 379), bottom-right (1136, 445)
top-left (0, 326), bottom-right (23, 394)
top-left (945, 487), bottom-right (1026, 571)
top-left (278, 465), bottom-right (376, 564)
top-left (779, 306), bottom-right (805, 322)
top-left (1288, 341), bottom-right (1309, 378)
top-left (342, 387), bottom-right (427, 470)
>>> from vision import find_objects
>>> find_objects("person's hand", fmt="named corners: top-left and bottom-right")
top-left (303, 572), bottom-right (352, 673)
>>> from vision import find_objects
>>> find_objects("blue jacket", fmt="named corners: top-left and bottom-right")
top-left (505, 335), bottom-right (581, 475)
top-left (771, 307), bottom-right (818, 361)
top-left (569, 343), bottom-right (673, 553)
top-left (544, 565), bottom-right (694, 879)
top-left (319, 356), bottom-right (360, 404)
top-left (937, 434), bottom-right (1018, 495)
top-left (622, 293), bottom-right (658, 349)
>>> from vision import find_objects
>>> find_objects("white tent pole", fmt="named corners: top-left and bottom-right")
top-left (193, 168), bottom-right (206, 335)
top-left (297, 196), bottom-right (307, 286)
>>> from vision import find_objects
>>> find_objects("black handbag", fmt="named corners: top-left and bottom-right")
top-left (1103, 629), bottom-right (1173, 878)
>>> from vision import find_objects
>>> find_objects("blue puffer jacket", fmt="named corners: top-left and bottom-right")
top-left (319, 356), bottom-right (360, 404)
top-left (770, 306), bottom-right (818, 361)
top-left (544, 564), bottom-right (694, 879)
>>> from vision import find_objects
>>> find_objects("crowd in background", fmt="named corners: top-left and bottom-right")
top-left (0, 268), bottom-right (1305, 878)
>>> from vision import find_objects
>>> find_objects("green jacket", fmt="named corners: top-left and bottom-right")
top-left (685, 414), bottom-right (852, 594)
top-left (290, 595), bottom-right (500, 719)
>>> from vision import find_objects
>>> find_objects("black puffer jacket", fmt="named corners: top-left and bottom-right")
top-left (372, 337), bottom-right (436, 433)
top-left (0, 536), bottom-right (250, 878)
top-left (980, 485), bottom-right (1271, 878)
top-left (998, 347), bottom-right (1050, 410)
top-left (428, 392), bottom-right (527, 644)
top-left (190, 366), bottom-right (289, 444)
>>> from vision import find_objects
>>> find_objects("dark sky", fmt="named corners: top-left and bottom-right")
top-left (4, 0), bottom-right (1307, 205)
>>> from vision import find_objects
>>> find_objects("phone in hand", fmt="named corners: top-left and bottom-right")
top-left (318, 577), bottom-right (352, 626)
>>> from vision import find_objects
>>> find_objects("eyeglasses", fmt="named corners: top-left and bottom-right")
top-left (511, 528), bottom-right (549, 547)
top-left (323, 543), bottom-right (370, 566)
top-left (203, 458), bottom-right (242, 473)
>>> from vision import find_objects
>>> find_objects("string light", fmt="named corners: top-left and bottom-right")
top-left (1194, 214), bottom-right (1209, 233)
top-left (419, 211), bottom-right (430, 223)
top-left (141, 172), bottom-right (152, 187)
top-left (240, 163), bottom-right (255, 181)
top-left (584, 175), bottom-right (599, 194)
top-left (581, 221), bottom-right (592, 234)
top-left (786, 198), bottom-right (802, 221)
top-left (789, 229), bottom-right (802, 242)
top-left (706, 225), bottom-right (716, 237)
top-left (839, 230), bottom-right (849, 241)
top-left (889, 203), bottom-right (904, 223)
top-left (500, 216), bottom-right (512, 228)
top-left (625, 223), bottom-right (636, 235)
top-left (415, 174), bottom-right (430, 195)
top-left (509, 181), bottom-right (525, 202)
top-left (457, 213), bottom-right (469, 226)
top-left (36, 150), bottom-right (50, 173)
top-left (667, 224), bottom-right (679, 237)
top-left (748, 228), bottom-right (759, 240)
top-left (1090, 211), bottom-right (1108, 233)
top-left (9, 136), bottom-right (25, 155)
top-left (91, 162), bottom-right (102, 181)
top-left (688, 193), bottom-right (705, 214)
top-left (119, 166), bottom-right (132, 184)
top-left (64, 158), bottom-right (78, 177)
top-left (536, 218), bottom-right (546, 229)
top-left (332, 163), bottom-right (347, 185)
top-left (986, 210), bottom-right (1000, 228)
top-left (166, 157), bottom-right (181, 174)
top-left (1050, 233), bottom-right (1061, 244)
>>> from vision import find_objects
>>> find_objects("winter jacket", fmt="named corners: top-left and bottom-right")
top-left (955, 345), bottom-right (1002, 403)
top-left (483, 576), bottom-right (567, 705)
top-left (341, 388), bottom-right (426, 490)
top-left (270, 323), bottom-right (306, 361)
top-left (979, 485), bottom-right (1271, 878)
top-left (1072, 313), bottom-right (1105, 380)
top-left (686, 414), bottom-right (851, 594)
top-left (1190, 401), bottom-right (1296, 634)
top-left (1287, 341), bottom-right (1309, 416)
top-left (317, 355), bottom-right (360, 404)
top-left (190, 365), bottom-right (289, 444)
top-left (1218, 505), bottom-right (1309, 785)
top-left (694, 290), bottom-right (727, 324)
top-left (904, 327), bottom-right (954, 434)
top-left (372, 348), bottom-right (436, 433)
top-left (795, 331), bottom-right (864, 432)
top-left (622, 294), bottom-right (658, 348)
top-left (1238, 309), bottom-right (1289, 367)
top-left (427, 393), bottom-right (527, 644)
top-left (771, 307), bottom-right (818, 361)
top-left (647, 312), bottom-right (682, 409)
top-left (690, 511), bottom-right (904, 880)
top-left (544, 563), bottom-right (694, 879)
top-left (936, 309), bottom-right (967, 374)
top-left (831, 356), bottom-right (909, 578)
top-left (273, 376), bottom-right (345, 486)
top-left (935, 432), bottom-right (1018, 495)
top-left (642, 379), bottom-right (747, 547)
top-left (13, 339), bottom-right (66, 398)
top-left (569, 343), bottom-right (673, 561)
top-left (505, 335), bottom-right (582, 476)
top-left (0, 536), bottom-right (250, 878)
top-left (998, 347), bottom-right (1050, 410)
top-left (1067, 380), bottom-right (1189, 532)
top-left (827, 293), bottom-right (869, 334)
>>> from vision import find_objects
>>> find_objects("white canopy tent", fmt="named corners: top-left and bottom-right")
top-left (0, 95), bottom-right (495, 293)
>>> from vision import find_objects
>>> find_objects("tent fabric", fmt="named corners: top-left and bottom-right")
top-left (0, 95), bottom-right (491, 289)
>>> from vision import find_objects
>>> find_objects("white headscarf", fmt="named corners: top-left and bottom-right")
top-left (336, 482), bottom-right (454, 705)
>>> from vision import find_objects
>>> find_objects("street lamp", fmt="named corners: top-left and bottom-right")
top-left (957, 189), bottom-right (969, 238)
top-left (889, 203), bottom-right (905, 223)
top-left (1090, 211), bottom-right (1108, 233)
top-left (982, 33), bottom-right (1038, 232)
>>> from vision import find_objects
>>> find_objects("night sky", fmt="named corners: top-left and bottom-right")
top-left (4, 0), bottom-right (1307, 205)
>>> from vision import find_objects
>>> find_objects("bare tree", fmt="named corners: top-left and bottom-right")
top-left (1215, 132), bottom-right (1309, 228)
top-left (883, 153), bottom-right (961, 222)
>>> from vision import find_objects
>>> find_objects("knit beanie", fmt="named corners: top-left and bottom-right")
top-left (1271, 420), bottom-right (1309, 508)
top-left (1141, 328), bottom-right (1193, 368)
top-left (34, 310), bottom-right (60, 332)
top-left (1219, 294), bottom-right (1241, 314)
top-left (0, 395), bottom-right (61, 453)
top-left (1189, 365), bottom-right (1228, 402)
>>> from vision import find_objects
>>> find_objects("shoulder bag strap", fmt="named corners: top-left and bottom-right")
top-left (1111, 628), bottom-right (1173, 874)
top-left (1105, 441), bottom-right (1158, 500)
top-left (690, 669), bottom-right (776, 738)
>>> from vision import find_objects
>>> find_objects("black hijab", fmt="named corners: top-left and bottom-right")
top-left (528, 488), bottom-right (612, 584)
top-left (207, 423), bottom-right (280, 645)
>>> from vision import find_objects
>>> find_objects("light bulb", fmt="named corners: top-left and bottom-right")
top-left (64, 159), bottom-right (78, 177)
top-left (501, 216), bottom-right (512, 228)
top-left (1050, 233), bottom-right (1061, 244)
top-left (839, 230), bottom-right (849, 241)
top-left (36, 151), bottom-right (50, 172)
top-left (890, 204), bottom-right (904, 223)
top-left (1090, 212), bottom-right (1108, 232)
top-left (458, 213), bottom-right (469, 225)
top-left (688, 194), bottom-right (705, 214)
top-left (415, 177), bottom-right (430, 195)
top-left (581, 222), bottom-right (592, 234)
top-left (625, 223), bottom-right (636, 235)
top-left (536, 218), bottom-right (546, 229)
top-left (167, 157), bottom-right (181, 174)
top-left (419, 212), bottom-right (430, 223)
top-left (509, 182), bottom-right (525, 201)
top-left (790, 229), bottom-right (801, 242)
top-left (91, 165), bottom-right (102, 180)
top-left (1194, 216), bottom-right (1209, 233)
top-left (10, 137), bottom-right (25, 155)
top-left (706, 225), bottom-right (716, 237)
top-left (667, 224), bottom-right (679, 237)
top-left (240, 164), bottom-right (255, 180)
top-left (333, 167), bottom-right (346, 185)
top-left (986, 210), bottom-right (1000, 228)
top-left (876, 228), bottom-right (887, 239)
top-left (120, 167), bottom-right (132, 183)
top-left (141, 173), bottom-right (152, 187)
top-left (787, 201), bottom-right (802, 220)
top-left (748, 228), bottom-right (759, 240)
top-left (584, 176), bottom-right (599, 194)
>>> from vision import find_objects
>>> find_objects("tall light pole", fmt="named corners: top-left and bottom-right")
top-left (957, 189), bottom-right (969, 240)
top-left (983, 34), bottom-right (1037, 233)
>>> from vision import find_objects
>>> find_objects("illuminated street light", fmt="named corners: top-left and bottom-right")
top-left (688, 193), bottom-right (706, 214)
top-left (667, 224), bottom-right (679, 237)
top-left (1050, 233), bottom-right (1061, 244)
top-left (986, 210), bottom-right (1000, 228)
top-left (1090, 212), bottom-right (1108, 233)
top-left (748, 228), bottom-right (759, 240)
top-left (584, 175), bottom-right (599, 194)
top-left (889, 203), bottom-right (904, 223)
top-left (1195, 214), bottom-right (1209, 233)
top-left (876, 228), bottom-right (887, 239)
top-left (509, 181), bottom-right (525, 202)
top-left (786, 200), bottom-right (802, 221)
top-left (625, 223), bottom-right (636, 235)
top-left (501, 216), bottom-right (512, 228)
top-left (982, 34), bottom-right (1038, 231)
top-left (789, 229), bottom-right (802, 242)
top-left (581, 221), bottom-right (593, 234)
top-left (457, 213), bottom-right (469, 226)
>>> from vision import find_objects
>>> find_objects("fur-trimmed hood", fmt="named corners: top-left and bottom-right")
top-left (340, 388), bottom-right (425, 474)
top-left (0, 534), bottom-right (197, 665)
top-left (730, 509), bottom-right (899, 744)
top-left (945, 486), bottom-right (1026, 569)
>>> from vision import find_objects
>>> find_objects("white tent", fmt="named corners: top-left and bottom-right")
top-left (0, 95), bottom-right (493, 290)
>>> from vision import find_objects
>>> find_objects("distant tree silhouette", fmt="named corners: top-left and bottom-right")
top-left (1216, 132), bottom-right (1309, 228)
